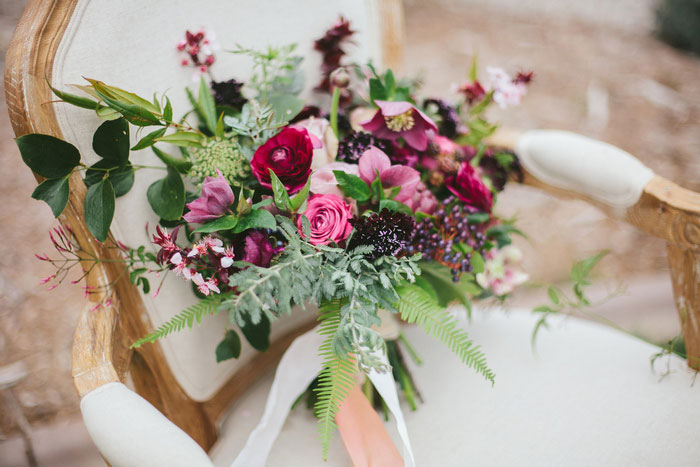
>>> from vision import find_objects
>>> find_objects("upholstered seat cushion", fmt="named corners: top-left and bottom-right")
top-left (209, 307), bottom-right (700, 466)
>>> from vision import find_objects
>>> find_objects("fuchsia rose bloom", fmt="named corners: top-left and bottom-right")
top-left (445, 162), bottom-right (493, 212)
top-left (298, 194), bottom-right (353, 245)
top-left (358, 147), bottom-right (420, 204)
top-left (362, 100), bottom-right (438, 151)
top-left (251, 127), bottom-right (314, 193)
top-left (183, 170), bottom-right (234, 223)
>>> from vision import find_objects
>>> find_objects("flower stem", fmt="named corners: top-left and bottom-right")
top-left (330, 87), bottom-right (341, 138)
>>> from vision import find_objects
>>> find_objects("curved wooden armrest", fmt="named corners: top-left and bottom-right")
top-left (490, 127), bottom-right (700, 368)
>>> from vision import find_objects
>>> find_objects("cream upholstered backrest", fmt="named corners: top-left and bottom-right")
top-left (51, 0), bottom-right (389, 401)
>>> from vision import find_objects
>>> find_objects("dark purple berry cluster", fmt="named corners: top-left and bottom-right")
top-left (210, 79), bottom-right (247, 110)
top-left (348, 209), bottom-right (416, 260)
top-left (409, 196), bottom-right (487, 282)
top-left (337, 131), bottom-right (393, 164)
top-left (423, 98), bottom-right (462, 139)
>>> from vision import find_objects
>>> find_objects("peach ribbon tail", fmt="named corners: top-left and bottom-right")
top-left (336, 384), bottom-right (404, 467)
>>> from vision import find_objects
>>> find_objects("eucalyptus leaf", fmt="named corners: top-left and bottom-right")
top-left (268, 93), bottom-right (304, 123)
top-left (31, 175), bottom-right (70, 217)
top-left (16, 134), bottom-right (81, 179)
top-left (147, 166), bottom-right (185, 221)
top-left (84, 179), bottom-right (115, 242)
top-left (84, 160), bottom-right (134, 197)
top-left (92, 118), bottom-right (129, 164)
top-left (216, 330), bottom-right (242, 362)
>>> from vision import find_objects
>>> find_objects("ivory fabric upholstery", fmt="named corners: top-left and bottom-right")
top-left (51, 0), bottom-right (384, 401)
top-left (210, 308), bottom-right (700, 466)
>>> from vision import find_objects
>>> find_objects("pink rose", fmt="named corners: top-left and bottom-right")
top-left (358, 147), bottom-right (420, 204)
top-left (298, 194), bottom-right (353, 245)
top-left (362, 100), bottom-right (438, 151)
top-left (310, 162), bottom-right (360, 197)
top-left (251, 127), bottom-right (314, 194)
top-left (183, 170), bottom-right (234, 223)
top-left (445, 162), bottom-right (493, 212)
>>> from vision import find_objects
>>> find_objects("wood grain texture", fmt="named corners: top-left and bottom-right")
top-left (490, 127), bottom-right (700, 367)
top-left (5, 0), bottom-right (408, 453)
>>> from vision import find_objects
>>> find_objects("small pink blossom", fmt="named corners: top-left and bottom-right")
top-left (192, 273), bottom-right (220, 296)
top-left (476, 245), bottom-right (529, 296)
top-left (486, 67), bottom-right (528, 109)
top-left (220, 247), bottom-right (235, 268)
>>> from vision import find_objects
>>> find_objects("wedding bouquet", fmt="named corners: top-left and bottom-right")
top-left (19, 19), bottom-right (531, 461)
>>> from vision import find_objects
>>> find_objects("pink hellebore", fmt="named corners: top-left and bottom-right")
top-left (183, 170), bottom-right (234, 224)
top-left (362, 100), bottom-right (438, 151)
top-left (358, 147), bottom-right (420, 205)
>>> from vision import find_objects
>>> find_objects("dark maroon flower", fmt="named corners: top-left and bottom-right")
top-left (211, 79), bottom-right (246, 110)
top-left (513, 71), bottom-right (534, 85)
top-left (348, 209), bottom-right (416, 260)
top-left (423, 98), bottom-right (463, 138)
top-left (337, 131), bottom-right (392, 164)
top-left (458, 81), bottom-right (486, 105)
top-left (241, 230), bottom-right (276, 267)
top-left (388, 142), bottom-right (419, 168)
top-left (314, 17), bottom-right (355, 93)
top-left (251, 127), bottom-right (314, 193)
top-left (445, 162), bottom-right (493, 212)
top-left (152, 225), bottom-right (181, 264)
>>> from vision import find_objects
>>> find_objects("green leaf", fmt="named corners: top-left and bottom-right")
top-left (84, 160), bottom-right (134, 197)
top-left (469, 54), bottom-right (479, 82)
top-left (571, 251), bottom-right (608, 285)
top-left (379, 199), bottom-right (413, 215)
top-left (131, 128), bottom-right (166, 151)
top-left (163, 97), bottom-right (173, 123)
top-left (48, 83), bottom-right (100, 110)
top-left (193, 215), bottom-right (238, 233)
top-left (151, 146), bottom-right (193, 173)
top-left (216, 330), bottom-right (242, 362)
top-left (198, 77), bottom-right (218, 133)
top-left (92, 118), bottom-right (129, 164)
top-left (369, 78), bottom-right (387, 102)
top-left (252, 198), bottom-right (273, 209)
top-left (31, 175), bottom-right (70, 217)
top-left (16, 134), bottom-right (81, 179)
top-left (290, 178), bottom-right (311, 212)
top-left (233, 209), bottom-right (276, 234)
top-left (467, 212), bottom-right (490, 224)
top-left (240, 312), bottom-right (270, 352)
top-left (547, 286), bottom-right (561, 305)
top-left (147, 166), bottom-right (185, 221)
top-left (96, 106), bottom-right (121, 121)
top-left (138, 277), bottom-right (150, 294)
top-left (333, 170), bottom-right (370, 202)
top-left (268, 93), bottom-right (304, 123)
top-left (384, 69), bottom-right (396, 98)
top-left (269, 169), bottom-right (291, 211)
top-left (215, 112), bottom-right (225, 139)
top-left (418, 261), bottom-right (474, 310)
top-left (155, 131), bottom-right (204, 147)
top-left (470, 250), bottom-right (485, 275)
top-left (90, 82), bottom-right (162, 127)
top-left (84, 178), bottom-right (115, 242)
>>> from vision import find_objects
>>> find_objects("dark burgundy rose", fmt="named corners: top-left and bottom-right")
top-left (445, 161), bottom-right (493, 212)
top-left (251, 127), bottom-right (314, 193)
top-left (241, 230), bottom-right (275, 267)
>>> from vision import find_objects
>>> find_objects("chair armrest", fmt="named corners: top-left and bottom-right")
top-left (81, 382), bottom-right (213, 467)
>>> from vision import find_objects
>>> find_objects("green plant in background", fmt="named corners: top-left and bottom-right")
top-left (656, 0), bottom-right (700, 55)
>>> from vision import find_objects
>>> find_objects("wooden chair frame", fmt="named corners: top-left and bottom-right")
top-left (4, 0), bottom-right (699, 453)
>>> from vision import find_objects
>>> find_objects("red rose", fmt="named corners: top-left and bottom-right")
top-left (445, 162), bottom-right (493, 212)
top-left (251, 127), bottom-right (314, 193)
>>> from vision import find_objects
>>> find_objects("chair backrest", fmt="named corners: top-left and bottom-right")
top-left (6, 0), bottom-right (404, 449)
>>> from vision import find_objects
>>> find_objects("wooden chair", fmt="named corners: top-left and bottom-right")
top-left (5, 0), bottom-right (700, 465)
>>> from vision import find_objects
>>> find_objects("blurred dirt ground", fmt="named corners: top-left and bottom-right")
top-left (1, 0), bottom-right (699, 465)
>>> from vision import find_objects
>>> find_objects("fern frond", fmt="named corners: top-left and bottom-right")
top-left (131, 293), bottom-right (227, 348)
top-left (398, 285), bottom-right (495, 385)
top-left (313, 304), bottom-right (357, 460)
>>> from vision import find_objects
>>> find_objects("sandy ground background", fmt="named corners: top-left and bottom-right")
top-left (0, 0), bottom-right (698, 465)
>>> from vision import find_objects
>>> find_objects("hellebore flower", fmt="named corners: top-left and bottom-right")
top-left (358, 147), bottom-right (420, 205)
top-left (362, 100), bottom-right (438, 151)
top-left (183, 170), bottom-right (234, 224)
top-left (251, 127), bottom-right (314, 193)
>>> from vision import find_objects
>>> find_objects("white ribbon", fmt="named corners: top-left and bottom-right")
top-left (231, 326), bottom-right (415, 466)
